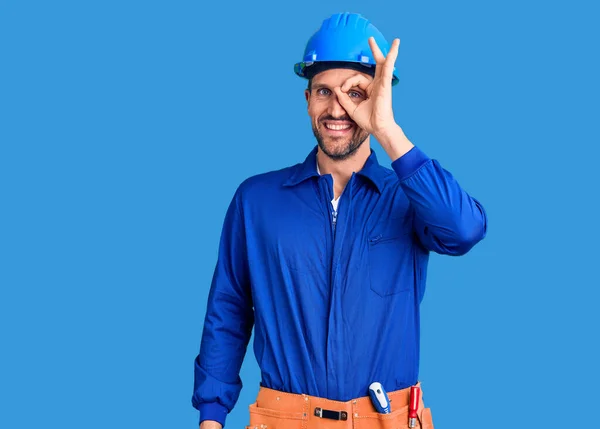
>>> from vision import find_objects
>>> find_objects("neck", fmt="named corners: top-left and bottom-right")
top-left (317, 138), bottom-right (371, 199)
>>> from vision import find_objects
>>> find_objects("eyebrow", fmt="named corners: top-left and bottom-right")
top-left (311, 83), bottom-right (364, 94)
top-left (311, 83), bottom-right (330, 91)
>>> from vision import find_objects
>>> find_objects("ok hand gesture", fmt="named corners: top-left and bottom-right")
top-left (334, 37), bottom-right (400, 141)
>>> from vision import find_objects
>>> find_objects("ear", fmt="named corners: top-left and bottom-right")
top-left (304, 89), bottom-right (311, 114)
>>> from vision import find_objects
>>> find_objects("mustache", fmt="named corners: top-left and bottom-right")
top-left (320, 115), bottom-right (354, 123)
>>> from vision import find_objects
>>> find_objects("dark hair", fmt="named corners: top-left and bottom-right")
top-left (304, 61), bottom-right (376, 93)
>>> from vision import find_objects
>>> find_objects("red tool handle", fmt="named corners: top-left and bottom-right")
top-left (409, 386), bottom-right (420, 418)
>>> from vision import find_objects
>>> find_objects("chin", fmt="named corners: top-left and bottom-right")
top-left (313, 123), bottom-right (368, 161)
top-left (319, 140), bottom-right (362, 161)
top-left (324, 140), bottom-right (352, 155)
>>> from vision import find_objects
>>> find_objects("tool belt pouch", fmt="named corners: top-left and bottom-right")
top-left (247, 402), bottom-right (306, 429)
top-left (247, 384), bottom-right (435, 429)
top-left (352, 404), bottom-right (434, 429)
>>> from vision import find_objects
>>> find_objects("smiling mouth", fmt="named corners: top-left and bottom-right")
top-left (322, 122), bottom-right (353, 133)
top-left (325, 123), bottom-right (352, 131)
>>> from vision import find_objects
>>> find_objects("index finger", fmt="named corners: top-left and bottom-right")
top-left (341, 74), bottom-right (372, 93)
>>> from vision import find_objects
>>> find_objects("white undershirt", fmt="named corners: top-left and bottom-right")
top-left (316, 161), bottom-right (340, 212)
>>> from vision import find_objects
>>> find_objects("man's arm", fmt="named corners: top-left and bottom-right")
top-left (392, 143), bottom-right (487, 254)
top-left (192, 189), bottom-right (254, 429)
top-left (377, 125), bottom-right (487, 254)
top-left (332, 36), bottom-right (487, 254)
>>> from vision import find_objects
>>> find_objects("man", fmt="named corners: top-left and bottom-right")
top-left (192, 12), bottom-right (487, 429)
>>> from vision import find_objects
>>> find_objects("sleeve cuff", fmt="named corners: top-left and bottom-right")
top-left (199, 402), bottom-right (229, 428)
top-left (391, 146), bottom-right (431, 181)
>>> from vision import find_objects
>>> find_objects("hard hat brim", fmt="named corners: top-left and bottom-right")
top-left (294, 61), bottom-right (399, 86)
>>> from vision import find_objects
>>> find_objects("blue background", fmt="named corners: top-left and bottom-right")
top-left (1, 0), bottom-right (599, 428)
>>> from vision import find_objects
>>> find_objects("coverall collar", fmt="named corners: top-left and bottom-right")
top-left (283, 145), bottom-right (386, 194)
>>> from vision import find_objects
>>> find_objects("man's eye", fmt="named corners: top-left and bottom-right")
top-left (349, 91), bottom-right (363, 98)
top-left (317, 88), bottom-right (331, 96)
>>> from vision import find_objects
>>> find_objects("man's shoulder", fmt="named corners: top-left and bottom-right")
top-left (377, 164), bottom-right (399, 180)
top-left (364, 162), bottom-right (402, 193)
top-left (236, 162), bottom-right (300, 196)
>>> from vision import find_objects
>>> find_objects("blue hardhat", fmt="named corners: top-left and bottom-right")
top-left (294, 13), bottom-right (399, 86)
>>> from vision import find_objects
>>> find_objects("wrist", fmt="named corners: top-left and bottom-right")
top-left (198, 402), bottom-right (227, 428)
top-left (200, 420), bottom-right (222, 429)
top-left (374, 124), bottom-right (414, 161)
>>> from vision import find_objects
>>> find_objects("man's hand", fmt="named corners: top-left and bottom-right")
top-left (334, 37), bottom-right (414, 160)
top-left (333, 37), bottom-right (399, 138)
top-left (199, 420), bottom-right (222, 429)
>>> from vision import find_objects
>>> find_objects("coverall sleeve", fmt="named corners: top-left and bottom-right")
top-left (192, 189), bottom-right (254, 428)
top-left (391, 146), bottom-right (487, 255)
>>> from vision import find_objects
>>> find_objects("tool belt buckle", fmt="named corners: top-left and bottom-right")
top-left (314, 407), bottom-right (348, 421)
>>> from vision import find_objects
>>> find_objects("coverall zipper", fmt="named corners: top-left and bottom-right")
top-left (332, 208), bottom-right (338, 233)
top-left (324, 176), bottom-right (351, 399)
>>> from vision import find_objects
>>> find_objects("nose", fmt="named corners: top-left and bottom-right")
top-left (328, 90), bottom-right (347, 118)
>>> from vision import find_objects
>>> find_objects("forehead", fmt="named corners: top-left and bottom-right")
top-left (311, 68), bottom-right (373, 87)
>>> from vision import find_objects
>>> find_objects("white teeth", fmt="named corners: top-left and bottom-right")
top-left (325, 123), bottom-right (351, 131)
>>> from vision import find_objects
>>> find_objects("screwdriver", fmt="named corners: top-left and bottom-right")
top-left (368, 382), bottom-right (391, 414)
top-left (408, 386), bottom-right (421, 427)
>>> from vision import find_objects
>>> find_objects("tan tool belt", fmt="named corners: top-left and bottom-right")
top-left (246, 382), bottom-right (434, 429)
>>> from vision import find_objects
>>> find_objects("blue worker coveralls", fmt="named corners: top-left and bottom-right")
top-left (192, 145), bottom-right (487, 427)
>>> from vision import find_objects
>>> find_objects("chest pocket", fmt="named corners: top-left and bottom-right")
top-left (367, 216), bottom-right (414, 296)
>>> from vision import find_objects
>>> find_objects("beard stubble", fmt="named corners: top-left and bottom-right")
top-left (312, 117), bottom-right (370, 161)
